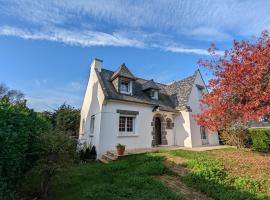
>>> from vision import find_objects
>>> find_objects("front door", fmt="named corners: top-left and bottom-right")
top-left (200, 126), bottom-right (209, 145)
top-left (155, 117), bottom-right (162, 145)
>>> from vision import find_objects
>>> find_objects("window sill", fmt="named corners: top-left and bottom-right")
top-left (117, 133), bottom-right (139, 137)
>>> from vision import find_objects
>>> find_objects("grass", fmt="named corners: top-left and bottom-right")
top-left (162, 148), bottom-right (270, 200)
top-left (48, 154), bottom-right (184, 200)
top-left (46, 148), bottom-right (270, 200)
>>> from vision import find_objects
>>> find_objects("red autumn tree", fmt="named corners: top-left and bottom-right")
top-left (196, 31), bottom-right (270, 131)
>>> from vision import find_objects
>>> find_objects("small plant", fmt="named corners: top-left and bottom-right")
top-left (116, 143), bottom-right (125, 156)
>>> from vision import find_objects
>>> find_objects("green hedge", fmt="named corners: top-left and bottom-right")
top-left (248, 128), bottom-right (270, 152)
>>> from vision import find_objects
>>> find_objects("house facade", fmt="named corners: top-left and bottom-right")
top-left (79, 58), bottom-right (219, 158)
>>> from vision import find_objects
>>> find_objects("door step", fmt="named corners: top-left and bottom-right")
top-left (99, 151), bottom-right (118, 163)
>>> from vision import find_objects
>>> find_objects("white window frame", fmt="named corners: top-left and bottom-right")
top-left (118, 114), bottom-right (137, 136)
top-left (120, 80), bottom-right (132, 95)
top-left (150, 90), bottom-right (158, 100)
top-left (90, 115), bottom-right (95, 135)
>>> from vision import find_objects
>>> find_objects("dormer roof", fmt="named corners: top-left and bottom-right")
top-left (142, 79), bottom-right (160, 91)
top-left (111, 63), bottom-right (136, 81)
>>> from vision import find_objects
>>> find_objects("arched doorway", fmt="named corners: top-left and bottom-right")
top-left (155, 117), bottom-right (162, 145)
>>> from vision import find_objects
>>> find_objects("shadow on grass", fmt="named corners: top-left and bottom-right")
top-left (46, 153), bottom-right (184, 200)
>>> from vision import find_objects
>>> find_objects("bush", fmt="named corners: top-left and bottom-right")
top-left (220, 126), bottom-right (249, 148)
top-left (248, 128), bottom-right (270, 152)
top-left (0, 101), bottom-right (51, 199)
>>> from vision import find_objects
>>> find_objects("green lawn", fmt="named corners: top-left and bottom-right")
top-left (46, 149), bottom-right (270, 200)
top-left (48, 154), bottom-right (184, 200)
top-left (161, 148), bottom-right (270, 200)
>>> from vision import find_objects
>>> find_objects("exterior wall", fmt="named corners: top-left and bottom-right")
top-left (187, 71), bottom-right (219, 146)
top-left (98, 101), bottom-right (175, 158)
top-left (78, 59), bottom-right (105, 152)
top-left (174, 111), bottom-right (193, 147)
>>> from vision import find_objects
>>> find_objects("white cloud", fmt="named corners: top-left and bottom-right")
top-left (34, 79), bottom-right (47, 87)
top-left (0, 25), bottom-right (218, 56)
top-left (164, 46), bottom-right (224, 56)
top-left (2, 0), bottom-right (270, 40)
top-left (0, 26), bottom-right (144, 48)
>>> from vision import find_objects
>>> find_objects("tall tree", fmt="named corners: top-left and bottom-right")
top-left (196, 31), bottom-right (270, 131)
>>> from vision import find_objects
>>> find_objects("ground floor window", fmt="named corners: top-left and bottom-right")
top-left (119, 115), bottom-right (135, 133)
top-left (90, 115), bottom-right (95, 134)
top-left (200, 126), bottom-right (207, 139)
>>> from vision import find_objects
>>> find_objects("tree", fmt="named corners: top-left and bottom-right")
top-left (35, 131), bottom-right (76, 199)
top-left (196, 31), bottom-right (270, 131)
top-left (0, 100), bottom-right (51, 199)
top-left (53, 103), bottom-right (80, 138)
top-left (0, 83), bottom-right (25, 104)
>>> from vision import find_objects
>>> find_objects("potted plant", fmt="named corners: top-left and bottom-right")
top-left (116, 143), bottom-right (126, 156)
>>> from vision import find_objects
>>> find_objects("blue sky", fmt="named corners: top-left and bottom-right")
top-left (0, 0), bottom-right (270, 111)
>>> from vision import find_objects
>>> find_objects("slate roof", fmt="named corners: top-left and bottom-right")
top-left (166, 70), bottom-right (199, 110)
top-left (111, 63), bottom-right (136, 81)
top-left (142, 79), bottom-right (160, 91)
top-left (96, 66), bottom-right (199, 112)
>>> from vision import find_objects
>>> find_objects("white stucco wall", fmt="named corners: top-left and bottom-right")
top-left (97, 100), bottom-right (175, 157)
top-left (187, 71), bottom-right (219, 146)
top-left (78, 59), bottom-right (105, 152)
top-left (174, 111), bottom-right (193, 147)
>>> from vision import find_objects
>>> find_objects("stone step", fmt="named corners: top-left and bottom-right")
top-left (99, 158), bottom-right (109, 164)
top-left (102, 154), bottom-right (117, 162)
top-left (106, 151), bottom-right (117, 158)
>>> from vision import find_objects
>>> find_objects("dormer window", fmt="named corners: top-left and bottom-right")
top-left (150, 90), bottom-right (158, 100)
top-left (120, 80), bottom-right (132, 95)
top-left (111, 63), bottom-right (136, 95)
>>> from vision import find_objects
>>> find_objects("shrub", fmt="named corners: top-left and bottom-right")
top-left (0, 101), bottom-right (51, 199)
top-left (19, 131), bottom-right (76, 199)
top-left (220, 126), bottom-right (249, 148)
top-left (248, 128), bottom-right (270, 152)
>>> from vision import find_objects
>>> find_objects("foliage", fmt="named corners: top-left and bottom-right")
top-left (220, 126), bottom-right (249, 148)
top-left (20, 131), bottom-right (77, 199)
top-left (79, 143), bottom-right (97, 161)
top-left (167, 150), bottom-right (270, 200)
top-left (0, 83), bottom-right (25, 104)
top-left (41, 103), bottom-right (80, 138)
top-left (248, 128), bottom-right (270, 152)
top-left (116, 143), bottom-right (126, 149)
top-left (47, 154), bottom-right (183, 200)
top-left (196, 31), bottom-right (270, 131)
top-left (0, 100), bottom-right (51, 199)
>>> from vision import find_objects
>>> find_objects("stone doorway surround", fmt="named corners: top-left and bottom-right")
top-left (151, 113), bottom-right (168, 146)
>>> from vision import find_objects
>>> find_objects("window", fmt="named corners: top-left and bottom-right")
top-left (90, 115), bottom-right (95, 134)
top-left (120, 80), bottom-right (131, 94)
top-left (119, 116), bottom-right (135, 133)
top-left (150, 90), bottom-right (158, 100)
top-left (200, 126), bottom-right (207, 139)
top-left (166, 118), bottom-right (173, 129)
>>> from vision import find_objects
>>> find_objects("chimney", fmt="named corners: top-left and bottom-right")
top-left (91, 58), bottom-right (103, 72)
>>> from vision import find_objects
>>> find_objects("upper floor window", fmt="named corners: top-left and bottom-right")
top-left (120, 80), bottom-right (132, 94)
top-left (90, 115), bottom-right (95, 134)
top-left (150, 90), bottom-right (158, 100)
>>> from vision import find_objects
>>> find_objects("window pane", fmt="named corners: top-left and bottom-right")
top-left (119, 116), bottom-right (126, 132)
top-left (90, 116), bottom-right (95, 133)
top-left (120, 81), bottom-right (129, 92)
top-left (126, 117), bottom-right (133, 132)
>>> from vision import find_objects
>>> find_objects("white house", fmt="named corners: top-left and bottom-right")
top-left (79, 58), bottom-right (219, 158)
